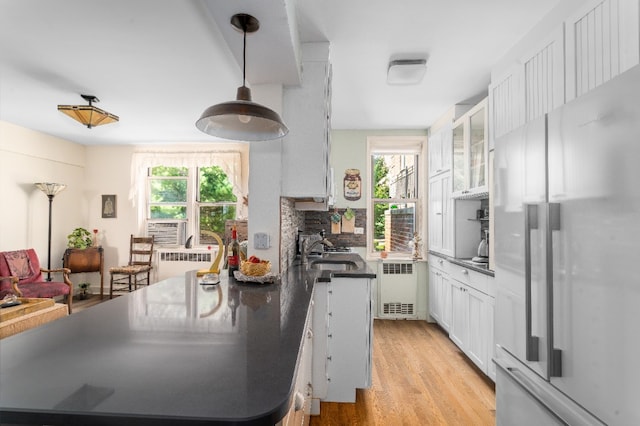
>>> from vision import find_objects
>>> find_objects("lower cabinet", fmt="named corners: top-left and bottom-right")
top-left (429, 255), bottom-right (495, 380)
top-left (428, 266), bottom-right (452, 332)
top-left (311, 277), bottom-right (372, 411)
top-left (450, 279), bottom-right (492, 374)
top-left (278, 303), bottom-right (314, 426)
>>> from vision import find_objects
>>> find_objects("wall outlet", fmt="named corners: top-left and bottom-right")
top-left (354, 227), bottom-right (364, 234)
top-left (254, 232), bottom-right (270, 249)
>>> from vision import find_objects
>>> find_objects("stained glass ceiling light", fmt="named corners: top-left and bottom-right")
top-left (58, 94), bottom-right (119, 128)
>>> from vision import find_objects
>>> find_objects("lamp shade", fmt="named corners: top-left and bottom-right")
top-left (196, 13), bottom-right (289, 141)
top-left (35, 182), bottom-right (67, 197)
top-left (58, 95), bottom-right (119, 128)
top-left (58, 105), bottom-right (119, 128)
top-left (196, 86), bottom-right (288, 141)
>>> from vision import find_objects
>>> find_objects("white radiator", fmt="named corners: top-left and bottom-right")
top-left (155, 248), bottom-right (218, 281)
top-left (377, 261), bottom-right (418, 319)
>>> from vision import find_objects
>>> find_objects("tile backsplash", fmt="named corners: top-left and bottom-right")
top-left (279, 200), bottom-right (367, 272)
top-left (304, 208), bottom-right (366, 248)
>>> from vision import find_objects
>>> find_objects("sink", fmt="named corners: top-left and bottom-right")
top-left (309, 260), bottom-right (359, 271)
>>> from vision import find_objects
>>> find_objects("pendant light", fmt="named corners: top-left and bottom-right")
top-left (196, 13), bottom-right (289, 141)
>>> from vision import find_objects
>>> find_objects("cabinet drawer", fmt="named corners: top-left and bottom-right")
top-left (449, 264), bottom-right (488, 294)
top-left (428, 254), bottom-right (450, 274)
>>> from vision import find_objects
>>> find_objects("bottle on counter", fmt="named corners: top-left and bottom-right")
top-left (227, 226), bottom-right (240, 279)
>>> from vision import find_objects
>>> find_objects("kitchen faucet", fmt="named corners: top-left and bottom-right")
top-left (301, 232), bottom-right (333, 265)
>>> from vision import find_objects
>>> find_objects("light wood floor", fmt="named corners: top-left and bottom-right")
top-left (311, 320), bottom-right (496, 426)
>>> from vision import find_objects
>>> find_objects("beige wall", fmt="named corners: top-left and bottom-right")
top-left (0, 121), bottom-right (87, 267)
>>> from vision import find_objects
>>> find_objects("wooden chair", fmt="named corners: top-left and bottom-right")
top-left (109, 235), bottom-right (154, 298)
top-left (0, 249), bottom-right (73, 313)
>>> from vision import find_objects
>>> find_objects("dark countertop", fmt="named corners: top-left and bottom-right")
top-left (428, 251), bottom-right (495, 277)
top-left (0, 253), bottom-right (374, 426)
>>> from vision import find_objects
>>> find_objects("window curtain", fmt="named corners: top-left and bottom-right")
top-left (130, 151), bottom-right (245, 231)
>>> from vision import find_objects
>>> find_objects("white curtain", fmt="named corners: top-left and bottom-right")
top-left (130, 150), bottom-right (244, 231)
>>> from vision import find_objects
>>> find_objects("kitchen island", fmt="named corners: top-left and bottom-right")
top-left (0, 253), bottom-right (374, 425)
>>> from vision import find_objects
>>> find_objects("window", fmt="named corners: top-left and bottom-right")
top-left (131, 150), bottom-right (246, 248)
top-left (148, 166), bottom-right (237, 245)
top-left (367, 137), bottom-right (425, 258)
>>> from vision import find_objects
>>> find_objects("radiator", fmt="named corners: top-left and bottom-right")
top-left (377, 261), bottom-right (417, 319)
top-left (155, 248), bottom-right (217, 281)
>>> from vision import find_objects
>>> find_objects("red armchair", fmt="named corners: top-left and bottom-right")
top-left (0, 249), bottom-right (73, 313)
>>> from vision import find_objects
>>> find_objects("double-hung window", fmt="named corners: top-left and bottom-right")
top-left (132, 151), bottom-right (246, 247)
top-left (367, 136), bottom-right (425, 258)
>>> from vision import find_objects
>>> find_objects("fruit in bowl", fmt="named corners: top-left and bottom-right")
top-left (240, 255), bottom-right (271, 276)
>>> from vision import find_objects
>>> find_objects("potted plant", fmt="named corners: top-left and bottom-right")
top-left (78, 282), bottom-right (91, 300)
top-left (67, 228), bottom-right (93, 249)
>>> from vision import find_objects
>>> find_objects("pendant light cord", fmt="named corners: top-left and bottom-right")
top-left (242, 24), bottom-right (247, 87)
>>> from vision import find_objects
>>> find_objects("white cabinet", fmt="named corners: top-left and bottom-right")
top-left (488, 65), bottom-right (524, 148)
top-left (282, 43), bottom-right (332, 200)
top-left (449, 279), bottom-right (468, 350)
top-left (452, 99), bottom-right (489, 198)
top-left (279, 302), bottom-right (313, 426)
top-left (489, 0), bottom-right (639, 148)
top-left (449, 270), bottom-right (494, 377)
top-left (565, 0), bottom-right (639, 102)
top-left (428, 172), bottom-right (453, 256)
top-left (428, 254), bottom-right (495, 379)
top-left (521, 28), bottom-right (565, 123)
top-left (312, 277), bottom-right (372, 406)
top-left (428, 121), bottom-right (452, 177)
top-left (428, 254), bottom-right (452, 332)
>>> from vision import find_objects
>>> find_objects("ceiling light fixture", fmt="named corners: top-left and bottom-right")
top-left (58, 95), bottom-right (119, 128)
top-left (387, 59), bottom-right (427, 85)
top-left (196, 13), bottom-right (289, 141)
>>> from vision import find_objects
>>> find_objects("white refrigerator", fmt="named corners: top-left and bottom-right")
top-left (494, 65), bottom-right (640, 425)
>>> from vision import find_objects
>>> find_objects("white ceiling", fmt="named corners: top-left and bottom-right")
top-left (0, 0), bottom-right (560, 146)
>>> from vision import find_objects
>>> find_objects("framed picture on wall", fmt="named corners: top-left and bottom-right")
top-left (102, 195), bottom-right (117, 218)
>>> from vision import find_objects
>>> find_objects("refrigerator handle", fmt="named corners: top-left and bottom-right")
top-left (547, 202), bottom-right (563, 377)
top-left (524, 203), bottom-right (540, 362)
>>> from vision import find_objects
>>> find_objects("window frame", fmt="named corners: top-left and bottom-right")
top-left (366, 136), bottom-right (426, 260)
top-left (132, 150), bottom-right (246, 248)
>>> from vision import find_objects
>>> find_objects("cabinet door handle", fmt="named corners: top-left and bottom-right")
top-left (294, 392), bottom-right (305, 411)
top-left (328, 290), bottom-right (333, 294)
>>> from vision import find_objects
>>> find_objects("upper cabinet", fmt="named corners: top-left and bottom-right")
top-left (428, 121), bottom-right (452, 177)
top-left (282, 43), bottom-right (332, 204)
top-left (489, 0), bottom-right (639, 146)
top-left (565, 0), bottom-right (640, 102)
top-left (452, 99), bottom-right (489, 198)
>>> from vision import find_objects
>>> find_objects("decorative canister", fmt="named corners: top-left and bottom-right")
top-left (343, 169), bottom-right (361, 201)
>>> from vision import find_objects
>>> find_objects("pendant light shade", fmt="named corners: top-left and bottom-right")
top-left (58, 95), bottom-right (119, 128)
top-left (196, 14), bottom-right (288, 141)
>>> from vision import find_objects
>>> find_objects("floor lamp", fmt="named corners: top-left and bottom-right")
top-left (35, 182), bottom-right (67, 281)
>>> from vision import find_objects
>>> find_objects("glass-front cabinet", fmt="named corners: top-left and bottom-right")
top-left (452, 98), bottom-right (488, 198)
top-left (452, 121), bottom-right (465, 193)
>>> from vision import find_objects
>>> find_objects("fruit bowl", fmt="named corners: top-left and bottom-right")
top-left (240, 258), bottom-right (271, 276)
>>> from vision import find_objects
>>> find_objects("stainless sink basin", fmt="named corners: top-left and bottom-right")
top-left (309, 260), bottom-right (359, 271)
